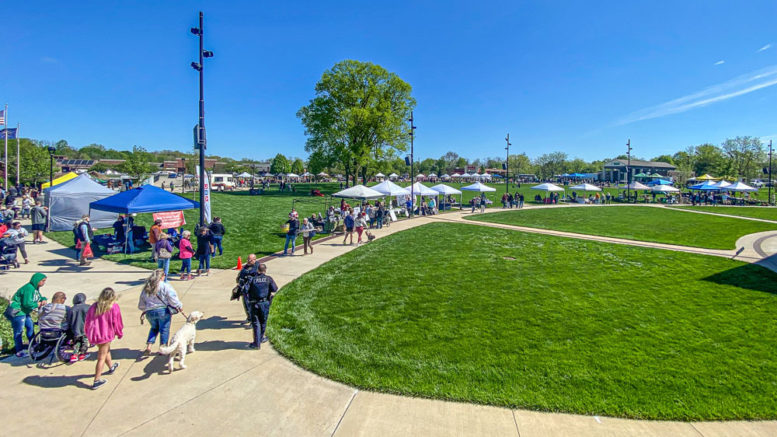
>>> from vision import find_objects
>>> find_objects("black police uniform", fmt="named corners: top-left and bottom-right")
top-left (237, 262), bottom-right (259, 319)
top-left (246, 273), bottom-right (278, 348)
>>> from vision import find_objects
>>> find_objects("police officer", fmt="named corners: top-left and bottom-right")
top-left (245, 263), bottom-right (278, 349)
top-left (235, 253), bottom-right (259, 322)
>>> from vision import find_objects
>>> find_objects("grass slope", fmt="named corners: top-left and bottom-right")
top-left (466, 206), bottom-right (777, 249)
top-left (269, 223), bottom-right (777, 420)
top-left (671, 206), bottom-right (777, 221)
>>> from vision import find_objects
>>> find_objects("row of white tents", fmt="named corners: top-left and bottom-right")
top-left (332, 180), bottom-right (499, 201)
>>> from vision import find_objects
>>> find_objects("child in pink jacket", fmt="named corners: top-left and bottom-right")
top-left (85, 287), bottom-right (123, 390)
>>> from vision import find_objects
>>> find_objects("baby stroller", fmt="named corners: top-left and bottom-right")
top-left (0, 240), bottom-right (19, 270)
top-left (27, 327), bottom-right (89, 366)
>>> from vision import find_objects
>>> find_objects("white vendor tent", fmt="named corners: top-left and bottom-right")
top-left (530, 183), bottom-right (565, 192)
top-left (389, 173), bottom-right (399, 180)
top-left (332, 184), bottom-right (384, 200)
top-left (625, 181), bottom-right (650, 190)
top-left (371, 180), bottom-right (410, 197)
top-left (410, 182), bottom-right (439, 196)
top-left (652, 185), bottom-right (680, 193)
top-left (569, 183), bottom-right (601, 192)
top-left (430, 184), bottom-right (462, 195)
top-left (727, 181), bottom-right (757, 192)
top-left (461, 182), bottom-right (497, 192)
top-left (237, 172), bottom-right (252, 178)
top-left (44, 173), bottom-right (117, 231)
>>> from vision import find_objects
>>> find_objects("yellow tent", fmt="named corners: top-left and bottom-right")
top-left (696, 174), bottom-right (719, 181)
top-left (41, 172), bottom-right (78, 189)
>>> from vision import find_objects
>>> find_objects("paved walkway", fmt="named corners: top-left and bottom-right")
top-left (1, 206), bottom-right (776, 436)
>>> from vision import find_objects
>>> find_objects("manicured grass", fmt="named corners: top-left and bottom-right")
top-left (269, 223), bottom-right (777, 420)
top-left (46, 184), bottom-right (341, 270)
top-left (671, 206), bottom-right (777, 221)
top-left (466, 205), bottom-right (777, 249)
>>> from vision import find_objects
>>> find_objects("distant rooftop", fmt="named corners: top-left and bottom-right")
top-left (604, 159), bottom-right (676, 169)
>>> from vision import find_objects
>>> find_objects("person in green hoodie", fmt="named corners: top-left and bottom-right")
top-left (4, 273), bottom-right (47, 357)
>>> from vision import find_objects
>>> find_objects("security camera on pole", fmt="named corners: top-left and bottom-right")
top-left (190, 11), bottom-right (214, 227)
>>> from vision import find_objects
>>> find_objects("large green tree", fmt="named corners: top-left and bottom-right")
top-left (298, 60), bottom-right (416, 186)
top-left (291, 158), bottom-right (305, 175)
top-left (118, 146), bottom-right (155, 180)
top-left (7, 139), bottom-right (58, 186)
top-left (270, 154), bottom-right (291, 174)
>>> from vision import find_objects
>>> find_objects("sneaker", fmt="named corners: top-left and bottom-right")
top-left (105, 362), bottom-right (119, 375)
top-left (246, 343), bottom-right (259, 349)
top-left (92, 379), bottom-right (108, 390)
top-left (15, 351), bottom-right (28, 358)
top-left (261, 336), bottom-right (269, 344)
top-left (69, 354), bottom-right (79, 363)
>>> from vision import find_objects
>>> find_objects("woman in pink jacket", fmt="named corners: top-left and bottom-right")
top-left (178, 230), bottom-right (195, 280)
top-left (85, 287), bottom-right (124, 390)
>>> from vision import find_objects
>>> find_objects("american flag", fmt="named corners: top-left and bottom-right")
top-left (0, 109), bottom-right (5, 125)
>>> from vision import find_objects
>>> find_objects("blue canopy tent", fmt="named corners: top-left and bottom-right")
top-left (89, 185), bottom-right (200, 254)
top-left (689, 181), bottom-right (720, 191)
top-left (89, 184), bottom-right (200, 214)
top-left (646, 179), bottom-right (673, 186)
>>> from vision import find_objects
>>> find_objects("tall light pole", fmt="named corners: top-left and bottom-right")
top-left (408, 111), bottom-right (416, 217)
top-left (626, 139), bottom-right (632, 203)
top-left (47, 146), bottom-right (56, 190)
top-left (767, 140), bottom-right (774, 205)
top-left (190, 11), bottom-right (214, 227)
top-left (505, 133), bottom-right (511, 188)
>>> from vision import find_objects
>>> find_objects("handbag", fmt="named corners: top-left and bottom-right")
top-left (3, 304), bottom-right (20, 320)
top-left (158, 247), bottom-right (172, 259)
top-left (82, 242), bottom-right (94, 258)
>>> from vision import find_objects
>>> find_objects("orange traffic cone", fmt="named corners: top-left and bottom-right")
top-left (234, 256), bottom-right (243, 270)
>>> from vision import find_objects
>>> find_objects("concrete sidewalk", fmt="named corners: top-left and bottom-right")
top-left (1, 208), bottom-right (776, 436)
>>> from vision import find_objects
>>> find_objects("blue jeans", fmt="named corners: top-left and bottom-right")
top-left (8, 313), bottom-right (34, 353)
top-left (157, 258), bottom-right (170, 280)
top-left (212, 235), bottom-right (223, 256)
top-left (198, 254), bottom-right (210, 271)
top-left (180, 258), bottom-right (191, 274)
top-left (145, 308), bottom-right (171, 345)
top-left (284, 233), bottom-right (297, 255)
top-left (377, 217), bottom-right (383, 229)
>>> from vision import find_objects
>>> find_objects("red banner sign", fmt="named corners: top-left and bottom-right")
top-left (152, 210), bottom-right (186, 229)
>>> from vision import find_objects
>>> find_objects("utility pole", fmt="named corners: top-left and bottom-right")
top-left (626, 139), bottom-right (632, 203)
top-left (190, 11), bottom-right (214, 226)
top-left (505, 133), bottom-right (511, 189)
top-left (769, 140), bottom-right (773, 205)
top-left (408, 111), bottom-right (416, 217)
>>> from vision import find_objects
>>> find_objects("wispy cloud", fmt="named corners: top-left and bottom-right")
top-left (758, 43), bottom-right (771, 52)
top-left (617, 65), bottom-right (777, 125)
top-left (714, 60), bottom-right (725, 66)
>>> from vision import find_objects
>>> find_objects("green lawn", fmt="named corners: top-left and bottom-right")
top-left (269, 222), bottom-right (777, 420)
top-left (46, 184), bottom-right (342, 270)
top-left (466, 205), bottom-right (777, 249)
top-left (671, 206), bottom-right (777, 221)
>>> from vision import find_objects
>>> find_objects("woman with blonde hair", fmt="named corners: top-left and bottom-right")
top-left (85, 287), bottom-right (124, 390)
top-left (138, 269), bottom-right (184, 356)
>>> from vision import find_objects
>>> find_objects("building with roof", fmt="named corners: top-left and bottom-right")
top-left (602, 159), bottom-right (677, 183)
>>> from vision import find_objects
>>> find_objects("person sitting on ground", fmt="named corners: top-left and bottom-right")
top-left (67, 292), bottom-right (91, 362)
top-left (38, 291), bottom-right (70, 331)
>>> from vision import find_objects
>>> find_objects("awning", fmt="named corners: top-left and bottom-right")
top-left (569, 183), bottom-right (601, 192)
top-left (90, 185), bottom-right (200, 214)
top-left (371, 180), bottom-right (410, 197)
top-left (461, 182), bottom-right (497, 192)
top-left (531, 183), bottom-right (565, 192)
top-left (41, 172), bottom-right (78, 189)
top-left (430, 184), bottom-right (462, 195)
top-left (332, 185), bottom-right (384, 200)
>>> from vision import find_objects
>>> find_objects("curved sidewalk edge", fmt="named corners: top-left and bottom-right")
top-left (0, 209), bottom-right (776, 436)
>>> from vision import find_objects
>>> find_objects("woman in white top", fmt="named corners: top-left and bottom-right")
top-left (355, 212), bottom-right (368, 244)
top-left (301, 218), bottom-right (315, 255)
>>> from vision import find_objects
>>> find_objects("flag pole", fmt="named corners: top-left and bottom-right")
top-left (16, 122), bottom-right (20, 186)
top-left (3, 104), bottom-right (7, 190)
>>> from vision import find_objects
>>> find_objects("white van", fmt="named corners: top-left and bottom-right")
top-left (210, 173), bottom-right (236, 191)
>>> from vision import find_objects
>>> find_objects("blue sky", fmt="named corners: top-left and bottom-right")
top-left (4, 1), bottom-right (777, 162)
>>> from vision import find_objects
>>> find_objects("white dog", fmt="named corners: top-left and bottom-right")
top-left (159, 311), bottom-right (203, 373)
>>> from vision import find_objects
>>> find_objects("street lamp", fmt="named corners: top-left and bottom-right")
top-left (768, 140), bottom-right (773, 205)
top-left (505, 133), bottom-right (511, 188)
top-left (626, 139), bottom-right (632, 203)
top-left (190, 11), bottom-right (214, 226)
top-left (408, 111), bottom-right (416, 217)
